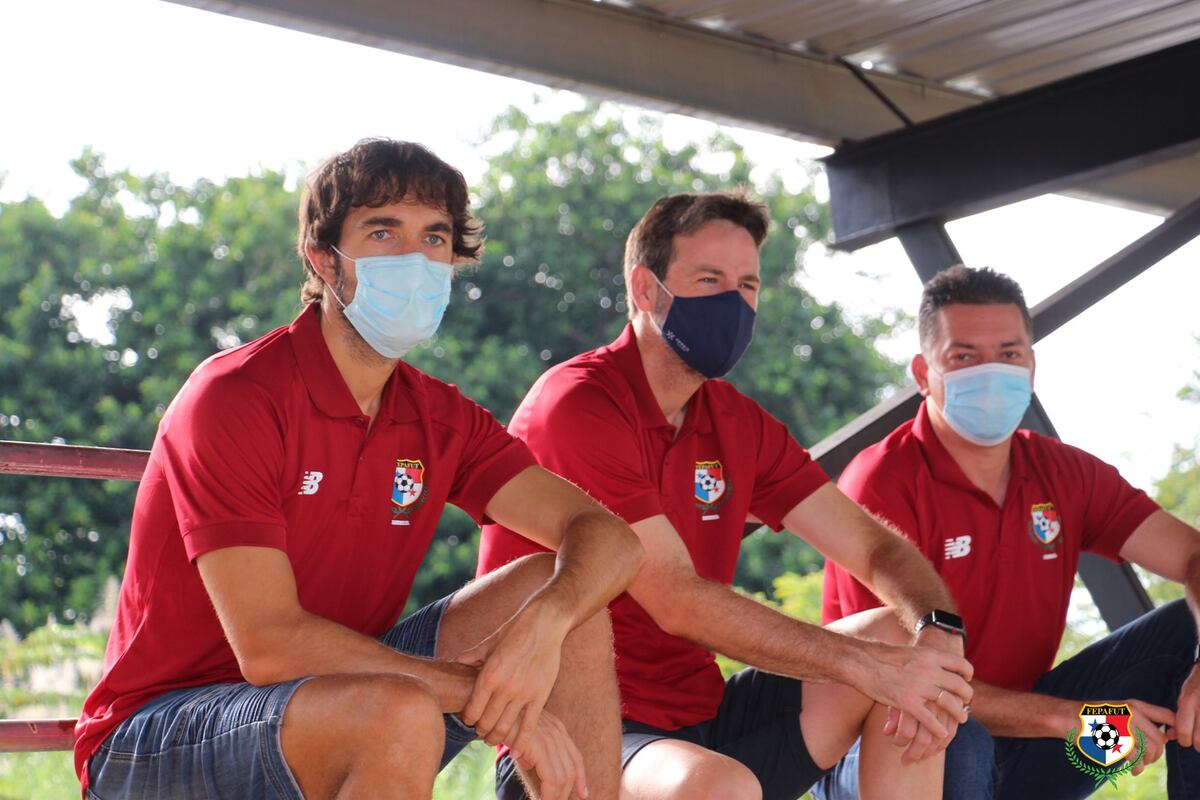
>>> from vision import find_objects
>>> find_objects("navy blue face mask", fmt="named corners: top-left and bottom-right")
top-left (651, 275), bottom-right (756, 378)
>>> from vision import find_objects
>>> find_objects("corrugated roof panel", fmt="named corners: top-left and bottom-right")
top-left (982, 14), bottom-right (1200, 92)
top-left (900, 0), bottom-right (1185, 82)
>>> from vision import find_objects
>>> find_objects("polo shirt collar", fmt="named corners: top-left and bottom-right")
top-left (607, 324), bottom-right (711, 434)
top-left (912, 400), bottom-right (1029, 495)
top-left (289, 303), bottom-right (420, 423)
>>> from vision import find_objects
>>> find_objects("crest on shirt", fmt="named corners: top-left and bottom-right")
top-left (391, 459), bottom-right (426, 510)
top-left (1028, 502), bottom-right (1062, 548)
top-left (694, 460), bottom-right (726, 504)
top-left (694, 459), bottom-right (732, 513)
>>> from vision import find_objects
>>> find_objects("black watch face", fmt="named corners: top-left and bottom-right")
top-left (931, 610), bottom-right (964, 630)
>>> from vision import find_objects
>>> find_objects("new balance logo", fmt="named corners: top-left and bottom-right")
top-left (298, 471), bottom-right (324, 495)
top-left (944, 535), bottom-right (972, 560)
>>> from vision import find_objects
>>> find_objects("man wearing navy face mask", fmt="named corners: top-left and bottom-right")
top-left (820, 265), bottom-right (1200, 799)
top-left (480, 193), bottom-right (980, 800)
top-left (75, 139), bottom-right (644, 800)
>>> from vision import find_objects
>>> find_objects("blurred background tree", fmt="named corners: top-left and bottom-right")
top-left (0, 103), bottom-right (901, 630)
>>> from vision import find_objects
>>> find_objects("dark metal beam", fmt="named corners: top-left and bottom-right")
top-left (896, 221), bottom-right (963, 283)
top-left (824, 38), bottom-right (1200, 251)
top-left (812, 194), bottom-right (1200, 475)
top-left (1019, 398), bottom-right (1154, 628)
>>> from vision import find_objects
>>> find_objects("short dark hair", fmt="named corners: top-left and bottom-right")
top-left (624, 192), bottom-right (769, 319)
top-left (919, 265), bottom-right (1033, 351)
top-left (296, 138), bottom-right (483, 304)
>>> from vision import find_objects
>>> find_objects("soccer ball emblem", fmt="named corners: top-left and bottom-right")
top-left (395, 473), bottom-right (418, 494)
top-left (1092, 722), bottom-right (1119, 751)
top-left (699, 474), bottom-right (720, 493)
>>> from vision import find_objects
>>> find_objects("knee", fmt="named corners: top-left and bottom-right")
top-left (320, 674), bottom-right (444, 753)
top-left (665, 758), bottom-right (762, 800)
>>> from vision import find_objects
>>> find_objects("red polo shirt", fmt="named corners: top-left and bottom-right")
top-left (478, 325), bottom-right (829, 729)
top-left (821, 403), bottom-right (1159, 691)
top-left (75, 303), bottom-right (534, 790)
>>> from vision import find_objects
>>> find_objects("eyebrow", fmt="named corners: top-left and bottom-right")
top-left (356, 216), bottom-right (453, 234)
top-left (947, 339), bottom-right (1028, 349)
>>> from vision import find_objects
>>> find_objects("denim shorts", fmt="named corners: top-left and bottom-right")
top-left (87, 594), bottom-right (474, 800)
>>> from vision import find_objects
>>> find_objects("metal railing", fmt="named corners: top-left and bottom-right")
top-left (0, 440), bottom-right (149, 752)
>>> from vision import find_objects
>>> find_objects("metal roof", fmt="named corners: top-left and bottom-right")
top-left (175, 0), bottom-right (1200, 218)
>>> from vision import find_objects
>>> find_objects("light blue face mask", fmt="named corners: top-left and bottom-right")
top-left (328, 246), bottom-right (452, 359)
top-left (937, 362), bottom-right (1032, 446)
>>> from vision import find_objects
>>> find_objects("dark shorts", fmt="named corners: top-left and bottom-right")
top-left (496, 668), bottom-right (827, 800)
top-left (87, 594), bottom-right (473, 800)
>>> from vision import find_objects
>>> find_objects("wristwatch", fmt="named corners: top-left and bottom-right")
top-left (915, 609), bottom-right (967, 646)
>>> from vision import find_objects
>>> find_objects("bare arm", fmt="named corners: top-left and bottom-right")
top-left (452, 465), bottom-right (642, 750)
top-left (1120, 509), bottom-right (1200, 750)
top-left (625, 501), bottom-right (971, 738)
top-left (790, 484), bottom-right (959, 633)
top-left (196, 545), bottom-right (476, 712)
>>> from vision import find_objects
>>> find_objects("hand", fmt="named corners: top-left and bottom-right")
top-left (455, 599), bottom-right (569, 752)
top-left (508, 709), bottom-right (589, 800)
top-left (857, 641), bottom-right (973, 758)
top-left (1124, 698), bottom-right (1176, 776)
top-left (883, 704), bottom-right (958, 765)
top-left (1176, 663), bottom-right (1200, 751)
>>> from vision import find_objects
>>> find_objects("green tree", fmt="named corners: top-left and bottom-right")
top-left (1, 104), bottom-right (902, 629)
top-left (0, 152), bottom-right (304, 632)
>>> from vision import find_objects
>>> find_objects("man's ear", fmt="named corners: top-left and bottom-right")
top-left (912, 353), bottom-right (931, 397)
top-left (305, 240), bottom-right (337, 286)
top-left (629, 264), bottom-right (657, 316)
top-left (1029, 349), bottom-right (1036, 391)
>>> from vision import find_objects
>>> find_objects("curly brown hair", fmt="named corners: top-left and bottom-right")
top-left (297, 138), bottom-right (483, 304)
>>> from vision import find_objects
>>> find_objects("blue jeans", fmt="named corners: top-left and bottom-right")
top-left (87, 594), bottom-right (474, 800)
top-left (815, 599), bottom-right (1198, 800)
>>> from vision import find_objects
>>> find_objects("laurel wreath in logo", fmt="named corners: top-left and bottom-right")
top-left (1063, 728), bottom-right (1147, 790)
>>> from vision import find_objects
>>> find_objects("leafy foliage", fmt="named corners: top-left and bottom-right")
top-left (0, 104), bottom-right (900, 631)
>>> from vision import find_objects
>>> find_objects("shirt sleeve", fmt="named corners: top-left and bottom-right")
top-left (747, 402), bottom-right (830, 531)
top-left (820, 451), bottom-right (923, 623)
top-left (1066, 444), bottom-right (1161, 561)
top-left (446, 391), bottom-right (538, 525)
top-left (522, 376), bottom-right (664, 525)
top-left (158, 367), bottom-right (289, 561)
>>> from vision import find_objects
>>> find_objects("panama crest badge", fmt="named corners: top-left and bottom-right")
top-left (1028, 501), bottom-right (1062, 548)
top-left (693, 459), bottom-right (732, 516)
top-left (1064, 703), bottom-right (1145, 790)
top-left (391, 459), bottom-right (426, 511)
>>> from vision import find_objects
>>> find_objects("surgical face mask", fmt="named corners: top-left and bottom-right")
top-left (650, 273), bottom-right (756, 379)
top-left (326, 245), bottom-right (452, 359)
top-left (935, 362), bottom-right (1032, 446)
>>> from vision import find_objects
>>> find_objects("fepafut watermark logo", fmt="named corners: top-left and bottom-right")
top-left (1064, 702), bottom-right (1146, 790)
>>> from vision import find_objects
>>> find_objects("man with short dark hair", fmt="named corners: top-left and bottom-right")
top-left (819, 265), bottom-right (1200, 798)
top-left (480, 193), bottom-right (976, 800)
top-left (75, 138), bottom-right (642, 800)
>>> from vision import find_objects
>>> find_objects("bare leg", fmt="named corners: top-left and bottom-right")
top-left (827, 608), bottom-right (945, 800)
top-left (438, 554), bottom-right (623, 800)
top-left (621, 739), bottom-right (762, 800)
top-left (281, 673), bottom-right (445, 799)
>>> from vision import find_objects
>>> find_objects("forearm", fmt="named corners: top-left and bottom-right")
top-left (970, 680), bottom-right (1078, 738)
top-left (658, 574), bottom-right (874, 686)
top-left (240, 609), bottom-right (476, 714)
top-left (863, 531), bottom-right (958, 631)
top-left (527, 506), bottom-right (642, 630)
